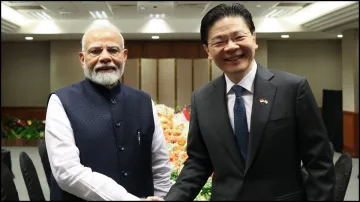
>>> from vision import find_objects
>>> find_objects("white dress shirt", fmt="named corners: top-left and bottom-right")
top-left (45, 94), bottom-right (171, 201)
top-left (225, 60), bottom-right (257, 133)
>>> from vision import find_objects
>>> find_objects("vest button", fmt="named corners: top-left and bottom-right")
top-left (121, 170), bottom-right (128, 177)
top-left (110, 98), bottom-right (116, 104)
top-left (115, 122), bottom-right (121, 127)
top-left (119, 145), bottom-right (125, 151)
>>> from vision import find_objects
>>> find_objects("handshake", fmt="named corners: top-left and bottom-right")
top-left (141, 196), bottom-right (164, 201)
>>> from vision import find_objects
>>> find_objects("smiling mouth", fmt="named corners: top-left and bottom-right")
top-left (95, 67), bottom-right (116, 72)
top-left (224, 54), bottom-right (245, 61)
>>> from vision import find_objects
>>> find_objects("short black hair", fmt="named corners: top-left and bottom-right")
top-left (200, 3), bottom-right (256, 46)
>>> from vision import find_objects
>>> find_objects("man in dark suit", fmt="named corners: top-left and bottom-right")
top-left (165, 3), bottom-right (335, 201)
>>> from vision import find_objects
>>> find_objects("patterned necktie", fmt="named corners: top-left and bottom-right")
top-left (232, 85), bottom-right (249, 161)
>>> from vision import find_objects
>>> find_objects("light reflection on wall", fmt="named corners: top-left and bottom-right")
top-left (1, 4), bottom-right (28, 26)
top-left (138, 18), bottom-right (174, 33)
top-left (256, 18), bottom-right (285, 33)
top-left (33, 21), bottom-right (62, 34)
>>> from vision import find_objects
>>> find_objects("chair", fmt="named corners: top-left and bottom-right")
top-left (38, 140), bottom-right (51, 188)
top-left (334, 152), bottom-right (352, 201)
top-left (1, 149), bottom-right (14, 178)
top-left (1, 162), bottom-right (19, 201)
top-left (19, 152), bottom-right (46, 201)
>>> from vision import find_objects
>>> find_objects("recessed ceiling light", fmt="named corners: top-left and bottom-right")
top-left (28, 11), bottom-right (52, 20)
top-left (256, 5), bottom-right (262, 7)
top-left (25, 36), bottom-right (33, 40)
top-left (155, 14), bottom-right (160, 18)
top-left (90, 11), bottom-right (107, 19)
top-left (337, 34), bottom-right (343, 38)
top-left (102, 11), bottom-right (108, 18)
top-left (281, 35), bottom-right (289, 38)
top-left (139, 6), bottom-right (146, 10)
top-left (152, 36), bottom-right (160, 39)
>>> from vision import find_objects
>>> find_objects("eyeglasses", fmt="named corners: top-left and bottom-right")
top-left (208, 31), bottom-right (252, 48)
top-left (86, 46), bottom-right (123, 57)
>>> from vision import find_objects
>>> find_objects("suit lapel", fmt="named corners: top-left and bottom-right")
top-left (245, 66), bottom-right (277, 175)
top-left (208, 75), bottom-right (246, 172)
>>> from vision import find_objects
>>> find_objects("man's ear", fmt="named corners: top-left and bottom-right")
top-left (79, 52), bottom-right (85, 69)
top-left (122, 49), bottom-right (128, 62)
top-left (253, 32), bottom-right (258, 50)
top-left (203, 44), bottom-right (213, 60)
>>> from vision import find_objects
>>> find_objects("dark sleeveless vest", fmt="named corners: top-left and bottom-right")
top-left (49, 79), bottom-right (155, 200)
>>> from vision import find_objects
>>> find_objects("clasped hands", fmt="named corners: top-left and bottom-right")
top-left (141, 196), bottom-right (164, 201)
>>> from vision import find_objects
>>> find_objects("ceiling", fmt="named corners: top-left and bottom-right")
top-left (1, 1), bottom-right (359, 41)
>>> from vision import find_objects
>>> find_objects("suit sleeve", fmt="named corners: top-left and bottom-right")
top-left (164, 93), bottom-right (213, 201)
top-left (296, 78), bottom-right (336, 201)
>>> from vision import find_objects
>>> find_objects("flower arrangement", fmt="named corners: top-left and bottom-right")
top-left (1, 116), bottom-right (45, 140)
top-left (156, 104), bottom-right (212, 201)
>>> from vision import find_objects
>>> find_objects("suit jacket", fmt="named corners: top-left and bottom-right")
top-left (165, 65), bottom-right (335, 201)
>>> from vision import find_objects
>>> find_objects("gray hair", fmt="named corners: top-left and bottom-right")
top-left (81, 22), bottom-right (125, 52)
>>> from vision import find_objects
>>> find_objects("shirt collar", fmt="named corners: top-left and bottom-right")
top-left (225, 59), bottom-right (257, 94)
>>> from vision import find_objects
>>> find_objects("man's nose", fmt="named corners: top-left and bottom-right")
top-left (99, 50), bottom-right (111, 63)
top-left (224, 39), bottom-right (239, 51)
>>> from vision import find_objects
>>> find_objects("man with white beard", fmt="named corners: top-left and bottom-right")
top-left (45, 23), bottom-right (170, 201)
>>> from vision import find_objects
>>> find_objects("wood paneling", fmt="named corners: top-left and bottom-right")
top-left (123, 59), bottom-right (140, 89)
top-left (343, 111), bottom-right (359, 157)
top-left (1, 107), bottom-right (46, 120)
top-left (143, 41), bottom-right (172, 58)
top-left (125, 41), bottom-right (143, 59)
top-left (211, 60), bottom-right (223, 80)
top-left (193, 59), bottom-right (210, 90)
top-left (171, 41), bottom-right (201, 58)
top-left (140, 59), bottom-right (158, 101)
top-left (158, 59), bottom-right (175, 107)
top-left (125, 40), bottom-right (207, 59)
top-left (176, 59), bottom-right (192, 107)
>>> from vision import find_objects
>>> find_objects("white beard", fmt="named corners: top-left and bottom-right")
top-left (83, 62), bottom-right (124, 86)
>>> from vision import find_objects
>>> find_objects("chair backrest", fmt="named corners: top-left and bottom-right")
top-left (334, 152), bottom-right (352, 201)
top-left (1, 149), bottom-right (14, 179)
top-left (19, 152), bottom-right (46, 201)
top-left (38, 140), bottom-right (51, 188)
top-left (329, 142), bottom-right (335, 158)
top-left (1, 162), bottom-right (19, 201)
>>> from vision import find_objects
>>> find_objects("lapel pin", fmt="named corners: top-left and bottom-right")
top-left (259, 98), bottom-right (268, 105)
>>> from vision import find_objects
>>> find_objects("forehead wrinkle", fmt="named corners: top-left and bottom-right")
top-left (86, 43), bottom-right (121, 51)
top-left (83, 28), bottom-right (124, 51)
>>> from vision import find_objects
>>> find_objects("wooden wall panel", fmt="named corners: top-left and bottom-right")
top-left (125, 41), bottom-right (207, 59)
top-left (125, 41), bottom-right (143, 58)
top-left (142, 41), bottom-right (173, 58)
top-left (140, 59), bottom-right (158, 101)
top-left (123, 59), bottom-right (140, 89)
top-left (193, 59), bottom-right (210, 90)
top-left (211, 60), bottom-right (223, 80)
top-left (158, 59), bottom-right (175, 107)
top-left (343, 111), bottom-right (359, 157)
top-left (1, 107), bottom-right (46, 121)
top-left (171, 41), bottom-right (201, 58)
top-left (198, 44), bottom-right (208, 58)
top-left (176, 59), bottom-right (192, 107)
